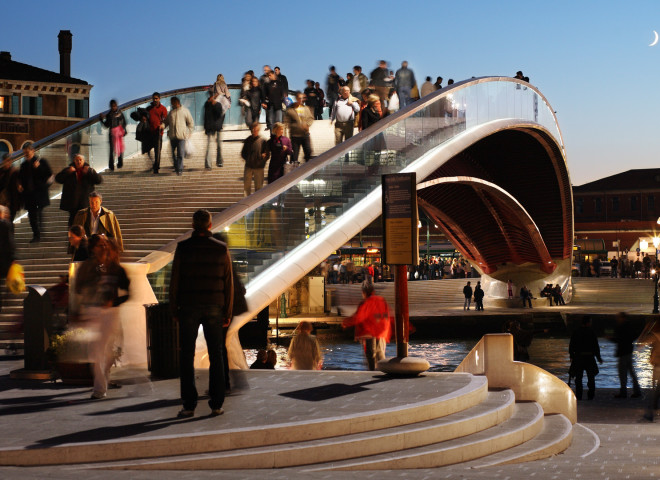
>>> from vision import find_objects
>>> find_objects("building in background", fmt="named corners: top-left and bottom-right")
top-left (0, 30), bottom-right (92, 155)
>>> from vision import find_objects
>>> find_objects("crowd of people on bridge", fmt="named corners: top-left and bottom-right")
top-left (577, 255), bottom-right (660, 279)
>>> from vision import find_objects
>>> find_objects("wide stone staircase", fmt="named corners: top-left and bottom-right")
top-left (0, 121), bottom-right (337, 351)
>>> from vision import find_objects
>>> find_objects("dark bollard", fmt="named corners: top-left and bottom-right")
top-left (10, 286), bottom-right (56, 380)
top-left (145, 302), bottom-right (180, 379)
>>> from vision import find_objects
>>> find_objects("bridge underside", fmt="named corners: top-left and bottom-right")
top-left (417, 128), bottom-right (573, 293)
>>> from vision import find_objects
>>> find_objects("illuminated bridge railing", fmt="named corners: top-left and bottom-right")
top-left (141, 77), bottom-right (564, 299)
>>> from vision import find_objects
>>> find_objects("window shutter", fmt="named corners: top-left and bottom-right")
top-left (11, 95), bottom-right (19, 114)
top-left (83, 99), bottom-right (89, 118)
top-left (36, 96), bottom-right (42, 115)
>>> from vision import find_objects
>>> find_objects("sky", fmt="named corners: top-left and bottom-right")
top-left (3, 0), bottom-right (660, 186)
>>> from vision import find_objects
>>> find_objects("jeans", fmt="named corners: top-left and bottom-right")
top-left (574, 363), bottom-right (596, 400)
top-left (618, 353), bottom-right (641, 395)
top-left (266, 106), bottom-right (282, 130)
top-left (178, 306), bottom-right (226, 411)
top-left (463, 297), bottom-right (471, 310)
top-left (398, 86), bottom-right (412, 108)
top-left (205, 131), bottom-right (223, 168)
top-left (291, 134), bottom-right (312, 163)
top-left (170, 138), bottom-right (185, 173)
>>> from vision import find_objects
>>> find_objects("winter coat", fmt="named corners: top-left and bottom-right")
top-left (19, 156), bottom-right (52, 209)
top-left (55, 163), bottom-right (102, 213)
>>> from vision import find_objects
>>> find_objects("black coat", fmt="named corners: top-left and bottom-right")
top-left (19, 157), bottom-right (52, 209)
top-left (0, 166), bottom-right (22, 218)
top-left (169, 231), bottom-right (234, 316)
top-left (55, 163), bottom-right (102, 213)
top-left (203, 100), bottom-right (224, 134)
top-left (0, 219), bottom-right (15, 277)
top-left (101, 110), bottom-right (127, 134)
top-left (361, 107), bottom-right (380, 130)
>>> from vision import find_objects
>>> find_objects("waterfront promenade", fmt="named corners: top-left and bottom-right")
top-left (1, 356), bottom-right (658, 479)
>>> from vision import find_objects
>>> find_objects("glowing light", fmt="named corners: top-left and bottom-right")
top-left (641, 240), bottom-right (649, 250)
top-left (224, 226), bottom-right (229, 232)
top-left (417, 221), bottom-right (422, 228)
top-left (653, 237), bottom-right (660, 248)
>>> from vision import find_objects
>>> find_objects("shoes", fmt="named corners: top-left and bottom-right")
top-left (108, 381), bottom-right (122, 390)
top-left (153, 170), bottom-right (159, 174)
top-left (210, 408), bottom-right (224, 417)
top-left (90, 392), bottom-right (106, 400)
top-left (216, 162), bottom-right (223, 167)
top-left (631, 392), bottom-right (642, 398)
top-left (176, 171), bottom-right (182, 176)
top-left (29, 236), bottom-right (40, 243)
top-left (177, 409), bottom-right (195, 418)
top-left (614, 393), bottom-right (627, 399)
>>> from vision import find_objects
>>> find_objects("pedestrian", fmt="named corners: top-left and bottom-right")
top-left (99, 99), bottom-right (127, 171)
top-left (350, 66), bottom-right (368, 98)
top-left (342, 281), bottom-right (392, 371)
top-left (639, 321), bottom-right (660, 421)
top-left (474, 281), bottom-right (484, 311)
top-left (326, 65), bottom-right (340, 115)
top-left (55, 154), bottom-right (102, 226)
top-left (433, 76), bottom-right (443, 90)
top-left (75, 235), bottom-right (129, 399)
top-left (68, 224), bottom-right (89, 262)
top-left (73, 192), bottom-right (123, 252)
top-left (369, 60), bottom-right (390, 110)
top-left (241, 122), bottom-right (270, 196)
top-left (0, 205), bottom-right (16, 313)
top-left (360, 94), bottom-right (382, 131)
top-left (163, 96), bottom-right (194, 175)
top-left (288, 321), bottom-right (322, 370)
top-left (394, 61), bottom-right (417, 108)
top-left (242, 76), bottom-right (264, 128)
top-left (212, 73), bottom-right (231, 103)
top-left (284, 91), bottom-right (314, 163)
top-left (463, 281), bottom-right (473, 310)
top-left (303, 79), bottom-right (319, 116)
top-left (520, 285), bottom-right (532, 308)
top-left (0, 152), bottom-right (22, 223)
top-left (421, 76), bottom-right (435, 97)
top-left (18, 142), bottom-right (52, 243)
top-left (169, 209), bottom-right (234, 418)
top-left (203, 90), bottom-right (225, 169)
top-left (146, 92), bottom-right (168, 174)
top-left (507, 279), bottom-right (514, 299)
top-left (273, 67), bottom-right (288, 95)
top-left (330, 86), bottom-right (359, 145)
top-left (262, 70), bottom-right (285, 131)
top-left (266, 122), bottom-right (291, 184)
top-left (569, 316), bottom-right (603, 400)
top-left (610, 256), bottom-right (619, 278)
top-left (611, 312), bottom-right (642, 398)
top-left (314, 82), bottom-right (325, 120)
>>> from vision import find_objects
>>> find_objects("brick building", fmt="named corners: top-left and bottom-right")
top-left (0, 30), bottom-right (92, 155)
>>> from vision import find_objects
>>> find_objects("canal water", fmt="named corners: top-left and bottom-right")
top-left (247, 338), bottom-right (655, 390)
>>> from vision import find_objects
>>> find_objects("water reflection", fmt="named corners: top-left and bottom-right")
top-left (246, 337), bottom-right (654, 389)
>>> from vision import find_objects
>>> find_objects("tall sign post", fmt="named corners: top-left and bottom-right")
top-left (380, 173), bottom-right (429, 375)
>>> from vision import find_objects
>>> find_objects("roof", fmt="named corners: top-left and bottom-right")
top-left (0, 55), bottom-right (88, 85)
top-left (573, 169), bottom-right (660, 193)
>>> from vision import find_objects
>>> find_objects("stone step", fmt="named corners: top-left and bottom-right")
top-left (305, 402), bottom-right (544, 471)
top-left (97, 389), bottom-right (513, 471)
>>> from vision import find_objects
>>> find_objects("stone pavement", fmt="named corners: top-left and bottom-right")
top-left (1, 356), bottom-right (659, 479)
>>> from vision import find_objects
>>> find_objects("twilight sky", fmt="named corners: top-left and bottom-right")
top-left (3, 0), bottom-right (659, 186)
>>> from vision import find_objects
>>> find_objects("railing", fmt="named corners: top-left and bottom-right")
top-left (455, 333), bottom-right (577, 423)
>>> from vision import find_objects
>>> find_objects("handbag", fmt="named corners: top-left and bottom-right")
top-left (239, 98), bottom-right (250, 108)
top-left (219, 95), bottom-right (231, 114)
top-left (6, 263), bottom-right (25, 294)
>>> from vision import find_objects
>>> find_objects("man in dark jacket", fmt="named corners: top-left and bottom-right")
top-left (170, 209), bottom-right (233, 418)
top-left (241, 123), bottom-right (270, 196)
top-left (146, 92), bottom-right (168, 174)
top-left (569, 316), bottom-right (603, 400)
top-left (611, 312), bottom-right (642, 398)
top-left (18, 142), bottom-right (52, 243)
top-left (463, 281), bottom-right (472, 310)
top-left (370, 60), bottom-right (390, 111)
top-left (55, 154), bottom-right (102, 226)
top-left (203, 91), bottom-right (225, 169)
top-left (262, 71), bottom-right (285, 131)
top-left (0, 205), bottom-right (15, 312)
top-left (0, 153), bottom-right (22, 223)
top-left (394, 61), bottom-right (417, 108)
top-left (474, 281), bottom-right (484, 311)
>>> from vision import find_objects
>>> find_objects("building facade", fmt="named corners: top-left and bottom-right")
top-left (0, 30), bottom-right (92, 155)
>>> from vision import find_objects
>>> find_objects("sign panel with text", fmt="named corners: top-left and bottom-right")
top-left (382, 173), bottom-right (418, 265)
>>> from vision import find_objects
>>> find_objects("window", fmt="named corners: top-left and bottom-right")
top-left (68, 98), bottom-right (89, 118)
top-left (576, 198), bottom-right (583, 215)
top-left (631, 196), bottom-right (638, 211)
top-left (22, 96), bottom-right (42, 115)
top-left (649, 195), bottom-right (655, 211)
top-left (0, 95), bottom-right (19, 114)
top-left (594, 197), bottom-right (602, 214)
top-left (612, 197), bottom-right (620, 212)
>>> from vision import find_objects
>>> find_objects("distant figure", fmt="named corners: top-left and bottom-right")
top-left (68, 225), bottom-right (89, 262)
top-left (0, 205), bottom-right (16, 313)
top-left (351, 66), bottom-right (368, 99)
top-left (203, 90), bottom-right (225, 169)
top-left (326, 65), bottom-right (341, 114)
top-left (146, 92), bottom-right (168, 174)
top-left (242, 76), bottom-right (264, 128)
top-left (266, 349), bottom-right (278, 369)
top-left (55, 154), bottom-right (102, 226)
top-left (163, 96), bottom-right (194, 176)
top-left (250, 349), bottom-right (269, 369)
top-left (0, 152), bottom-right (21, 223)
top-left (569, 316), bottom-right (603, 400)
top-left (99, 99), bottom-right (127, 171)
top-left (463, 281), bottom-right (473, 310)
top-left (611, 312), bottom-right (642, 398)
top-left (433, 76), bottom-right (443, 90)
top-left (274, 67), bottom-right (288, 97)
top-left (520, 285), bottom-right (533, 308)
top-left (503, 319), bottom-right (533, 361)
top-left (266, 122), bottom-right (292, 184)
top-left (262, 70), bottom-right (285, 131)
top-left (73, 192), bottom-right (123, 252)
top-left (360, 95), bottom-right (382, 131)
top-left (421, 76), bottom-right (435, 97)
top-left (314, 81), bottom-right (325, 120)
top-left (370, 60), bottom-right (390, 109)
top-left (610, 256), bottom-right (619, 278)
top-left (18, 142), bottom-right (52, 243)
top-left (169, 209), bottom-right (234, 418)
top-left (241, 122), bottom-right (270, 196)
top-left (474, 281), bottom-right (484, 311)
top-left (553, 284), bottom-right (566, 305)
top-left (330, 86), bottom-right (359, 145)
top-left (507, 279), bottom-right (514, 299)
top-left (342, 281), bottom-right (392, 370)
top-left (639, 321), bottom-right (660, 421)
top-left (288, 321), bottom-right (322, 370)
top-left (284, 91), bottom-right (314, 163)
top-left (212, 73), bottom-right (231, 103)
top-left (394, 61), bottom-right (416, 107)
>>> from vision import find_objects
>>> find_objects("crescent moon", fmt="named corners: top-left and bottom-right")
top-left (650, 30), bottom-right (659, 47)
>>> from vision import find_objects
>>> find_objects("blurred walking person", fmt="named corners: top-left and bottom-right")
top-left (203, 90), bottom-right (225, 169)
top-left (370, 60), bottom-right (390, 110)
top-left (330, 86), bottom-right (359, 145)
top-left (394, 61), bottom-right (417, 108)
top-left (18, 142), bottom-right (52, 243)
top-left (146, 92), bottom-right (168, 174)
top-left (288, 321), bottom-right (322, 370)
top-left (0, 205), bottom-right (16, 313)
top-left (163, 96), bottom-right (194, 175)
top-left (75, 235), bottom-right (129, 399)
top-left (266, 122), bottom-right (291, 184)
top-left (342, 281), bottom-right (392, 370)
top-left (0, 153), bottom-right (22, 223)
top-left (170, 209), bottom-right (233, 418)
top-left (640, 321), bottom-right (660, 421)
top-left (326, 65), bottom-right (341, 115)
top-left (99, 99), bottom-right (127, 170)
top-left (241, 123), bottom-right (270, 196)
top-left (262, 70), bottom-right (285, 131)
top-left (284, 92), bottom-right (314, 163)
top-left (55, 154), bottom-right (102, 226)
top-left (569, 316), bottom-right (603, 400)
top-left (611, 312), bottom-right (642, 398)
top-left (242, 76), bottom-right (264, 128)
